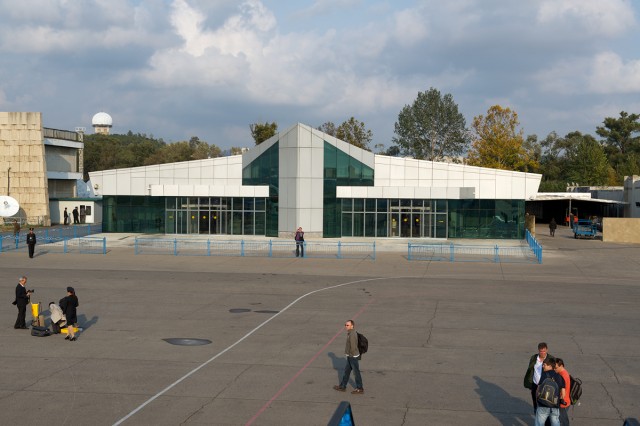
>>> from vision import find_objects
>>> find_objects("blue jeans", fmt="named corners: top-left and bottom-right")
top-left (536, 406), bottom-right (559, 426)
top-left (339, 356), bottom-right (362, 389)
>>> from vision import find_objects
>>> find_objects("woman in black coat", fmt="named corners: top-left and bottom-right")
top-left (59, 287), bottom-right (79, 341)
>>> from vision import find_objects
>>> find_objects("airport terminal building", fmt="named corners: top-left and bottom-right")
top-left (88, 123), bottom-right (541, 239)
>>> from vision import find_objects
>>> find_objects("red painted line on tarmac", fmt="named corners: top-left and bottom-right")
top-left (245, 298), bottom-right (375, 426)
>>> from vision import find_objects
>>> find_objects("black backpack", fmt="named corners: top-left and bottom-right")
top-left (356, 332), bottom-right (368, 356)
top-left (536, 376), bottom-right (560, 407)
top-left (569, 376), bottom-right (583, 405)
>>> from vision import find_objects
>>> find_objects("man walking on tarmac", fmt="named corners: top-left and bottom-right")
top-left (333, 320), bottom-right (364, 394)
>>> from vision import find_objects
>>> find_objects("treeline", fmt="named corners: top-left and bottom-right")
top-left (82, 132), bottom-right (243, 180)
top-left (83, 90), bottom-right (640, 189)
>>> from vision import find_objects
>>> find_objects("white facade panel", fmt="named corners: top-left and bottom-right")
top-left (178, 185), bottom-right (194, 197)
top-left (297, 178), bottom-right (313, 209)
top-left (310, 146), bottom-right (324, 179)
top-left (164, 185), bottom-right (179, 196)
top-left (310, 179), bottom-right (324, 208)
top-left (398, 187), bottom-right (415, 198)
top-left (131, 177), bottom-right (146, 195)
top-left (382, 187), bottom-right (399, 198)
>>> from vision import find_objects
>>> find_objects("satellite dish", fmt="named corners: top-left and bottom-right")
top-left (0, 196), bottom-right (20, 217)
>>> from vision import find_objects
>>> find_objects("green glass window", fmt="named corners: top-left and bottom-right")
top-left (242, 142), bottom-right (279, 236)
top-left (323, 142), bottom-right (374, 237)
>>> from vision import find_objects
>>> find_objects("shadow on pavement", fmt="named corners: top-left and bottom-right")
top-left (474, 376), bottom-right (533, 426)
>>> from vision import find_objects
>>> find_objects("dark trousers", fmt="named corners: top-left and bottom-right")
top-left (531, 385), bottom-right (538, 413)
top-left (559, 407), bottom-right (570, 426)
top-left (296, 241), bottom-right (304, 257)
top-left (28, 244), bottom-right (35, 258)
top-left (15, 304), bottom-right (27, 328)
top-left (339, 356), bottom-right (363, 389)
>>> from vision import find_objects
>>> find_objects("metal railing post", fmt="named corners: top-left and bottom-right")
top-left (408, 243), bottom-right (412, 261)
top-left (207, 240), bottom-right (211, 256)
top-left (102, 237), bottom-right (106, 254)
top-left (372, 241), bottom-right (376, 260)
top-left (134, 238), bottom-right (139, 255)
top-left (450, 243), bottom-right (455, 262)
top-left (338, 241), bottom-right (342, 259)
top-left (494, 245), bottom-right (499, 263)
top-left (63, 238), bottom-right (68, 254)
top-left (241, 240), bottom-right (245, 257)
top-left (173, 239), bottom-right (177, 256)
top-left (269, 240), bottom-right (272, 257)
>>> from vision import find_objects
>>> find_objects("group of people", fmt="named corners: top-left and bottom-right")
top-left (12, 276), bottom-right (79, 341)
top-left (524, 342), bottom-right (572, 426)
top-left (63, 207), bottom-right (80, 225)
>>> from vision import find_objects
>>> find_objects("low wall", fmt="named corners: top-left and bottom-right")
top-left (603, 218), bottom-right (640, 244)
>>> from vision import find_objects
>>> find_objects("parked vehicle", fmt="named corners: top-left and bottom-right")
top-left (574, 219), bottom-right (597, 239)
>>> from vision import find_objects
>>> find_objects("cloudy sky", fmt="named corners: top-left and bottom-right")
top-left (1, 0), bottom-right (639, 151)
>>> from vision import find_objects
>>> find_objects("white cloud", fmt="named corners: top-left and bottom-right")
top-left (537, 0), bottom-right (636, 37)
top-left (535, 52), bottom-right (640, 95)
top-left (392, 9), bottom-right (428, 47)
top-left (588, 52), bottom-right (640, 93)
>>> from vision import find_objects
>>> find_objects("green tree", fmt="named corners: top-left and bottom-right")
top-left (596, 111), bottom-right (640, 183)
top-left (250, 122), bottom-right (278, 145)
top-left (596, 111), bottom-right (640, 155)
top-left (467, 105), bottom-right (538, 172)
top-left (564, 132), bottom-right (610, 185)
top-left (392, 87), bottom-right (470, 161)
top-left (318, 118), bottom-right (373, 150)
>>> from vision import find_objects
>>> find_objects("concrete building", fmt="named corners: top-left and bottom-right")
top-left (0, 112), bottom-right (95, 226)
top-left (624, 175), bottom-right (640, 218)
top-left (89, 123), bottom-right (541, 239)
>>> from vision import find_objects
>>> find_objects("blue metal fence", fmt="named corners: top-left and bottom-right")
top-left (0, 224), bottom-right (105, 254)
top-left (525, 230), bottom-right (543, 263)
top-left (408, 241), bottom-right (541, 263)
top-left (134, 238), bottom-right (376, 260)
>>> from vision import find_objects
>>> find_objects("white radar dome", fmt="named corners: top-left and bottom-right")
top-left (92, 112), bottom-right (113, 126)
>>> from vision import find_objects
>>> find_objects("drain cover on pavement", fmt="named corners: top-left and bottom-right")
top-left (254, 310), bottom-right (279, 314)
top-left (229, 308), bottom-right (252, 313)
top-left (163, 338), bottom-right (212, 346)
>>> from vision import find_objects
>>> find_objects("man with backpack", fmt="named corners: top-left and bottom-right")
top-left (554, 358), bottom-right (571, 426)
top-left (333, 319), bottom-right (364, 394)
top-left (535, 357), bottom-right (566, 426)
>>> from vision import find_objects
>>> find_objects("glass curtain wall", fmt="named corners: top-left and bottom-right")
top-left (242, 142), bottom-right (279, 237)
top-left (165, 197), bottom-right (266, 235)
top-left (341, 199), bottom-right (448, 238)
top-left (324, 142), bottom-right (374, 237)
top-left (448, 199), bottom-right (525, 239)
top-left (102, 195), bottom-right (166, 233)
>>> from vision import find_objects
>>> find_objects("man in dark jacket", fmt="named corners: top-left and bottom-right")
top-left (333, 319), bottom-right (364, 394)
top-left (72, 207), bottom-right (79, 224)
top-left (13, 276), bottom-right (32, 329)
top-left (26, 228), bottom-right (36, 258)
top-left (524, 342), bottom-right (553, 414)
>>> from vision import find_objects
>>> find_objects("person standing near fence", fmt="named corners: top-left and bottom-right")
top-left (26, 228), bottom-right (36, 258)
top-left (63, 207), bottom-right (69, 225)
top-left (295, 227), bottom-right (304, 258)
top-left (72, 207), bottom-right (79, 224)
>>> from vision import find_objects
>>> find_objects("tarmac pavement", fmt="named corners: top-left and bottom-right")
top-left (0, 225), bottom-right (638, 425)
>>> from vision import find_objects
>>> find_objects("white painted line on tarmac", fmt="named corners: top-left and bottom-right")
top-left (113, 276), bottom-right (388, 426)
